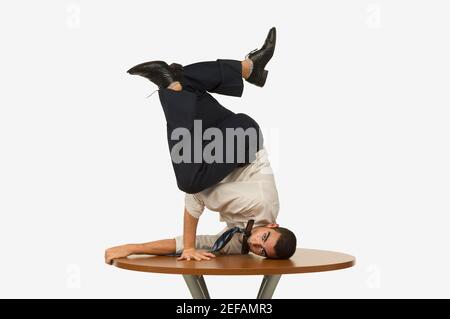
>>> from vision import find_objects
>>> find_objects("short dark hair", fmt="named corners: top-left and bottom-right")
top-left (272, 227), bottom-right (297, 259)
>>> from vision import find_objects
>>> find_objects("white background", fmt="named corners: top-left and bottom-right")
top-left (0, 0), bottom-right (449, 298)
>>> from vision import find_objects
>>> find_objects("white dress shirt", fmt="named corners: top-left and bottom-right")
top-left (174, 148), bottom-right (280, 255)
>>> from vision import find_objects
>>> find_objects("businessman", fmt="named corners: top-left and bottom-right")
top-left (105, 27), bottom-right (297, 264)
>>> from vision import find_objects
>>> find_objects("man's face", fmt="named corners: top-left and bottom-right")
top-left (247, 224), bottom-right (281, 258)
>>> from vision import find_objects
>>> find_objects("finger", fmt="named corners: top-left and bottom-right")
top-left (194, 256), bottom-right (201, 261)
top-left (204, 253), bottom-right (216, 258)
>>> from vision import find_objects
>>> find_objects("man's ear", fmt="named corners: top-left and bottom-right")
top-left (266, 223), bottom-right (279, 228)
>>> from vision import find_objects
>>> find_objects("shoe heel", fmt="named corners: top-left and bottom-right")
top-left (258, 69), bottom-right (269, 87)
top-left (170, 63), bottom-right (184, 81)
top-left (170, 63), bottom-right (183, 72)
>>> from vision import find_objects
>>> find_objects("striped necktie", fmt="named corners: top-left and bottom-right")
top-left (210, 227), bottom-right (244, 252)
top-left (166, 228), bottom-right (241, 257)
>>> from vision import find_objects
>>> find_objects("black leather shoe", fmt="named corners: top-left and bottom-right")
top-left (127, 61), bottom-right (183, 88)
top-left (245, 27), bottom-right (276, 87)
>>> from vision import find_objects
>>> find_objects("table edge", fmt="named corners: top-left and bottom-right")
top-left (113, 258), bottom-right (356, 276)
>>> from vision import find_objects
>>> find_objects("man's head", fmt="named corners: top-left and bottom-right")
top-left (247, 224), bottom-right (297, 259)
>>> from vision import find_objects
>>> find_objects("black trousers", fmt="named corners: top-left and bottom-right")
top-left (158, 59), bottom-right (263, 194)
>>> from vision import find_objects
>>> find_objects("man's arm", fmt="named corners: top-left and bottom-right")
top-left (177, 207), bottom-right (216, 261)
top-left (182, 207), bottom-right (199, 250)
top-left (104, 239), bottom-right (176, 265)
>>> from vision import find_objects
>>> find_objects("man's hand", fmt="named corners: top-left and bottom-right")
top-left (177, 248), bottom-right (216, 261)
top-left (105, 244), bottom-right (133, 265)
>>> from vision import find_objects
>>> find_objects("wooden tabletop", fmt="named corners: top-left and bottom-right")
top-left (113, 248), bottom-right (356, 276)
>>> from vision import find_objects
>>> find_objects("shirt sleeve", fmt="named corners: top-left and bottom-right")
top-left (184, 193), bottom-right (205, 218)
top-left (174, 234), bottom-right (219, 255)
top-left (173, 231), bottom-right (242, 256)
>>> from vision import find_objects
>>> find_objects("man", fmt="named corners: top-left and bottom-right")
top-left (105, 27), bottom-right (297, 264)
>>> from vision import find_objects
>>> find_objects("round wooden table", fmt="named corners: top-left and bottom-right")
top-left (113, 248), bottom-right (355, 299)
